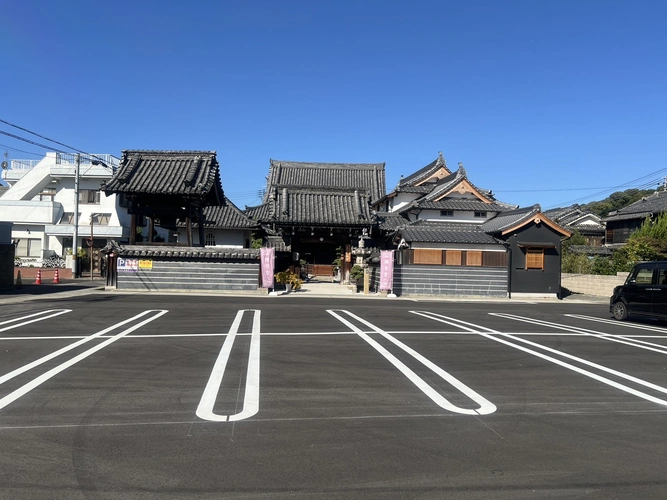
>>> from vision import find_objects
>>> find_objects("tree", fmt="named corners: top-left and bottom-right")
top-left (562, 229), bottom-right (586, 255)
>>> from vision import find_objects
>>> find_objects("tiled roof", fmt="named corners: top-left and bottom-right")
top-left (249, 187), bottom-right (373, 226)
top-left (397, 185), bottom-right (433, 194)
top-left (104, 242), bottom-right (259, 260)
top-left (568, 245), bottom-right (612, 256)
top-left (544, 204), bottom-right (603, 230)
top-left (568, 220), bottom-right (605, 231)
top-left (543, 204), bottom-right (581, 221)
top-left (398, 152), bottom-right (450, 187)
top-left (375, 212), bottom-right (410, 231)
top-left (177, 198), bottom-right (258, 229)
top-left (603, 211), bottom-right (652, 222)
top-left (103, 150), bottom-right (224, 203)
top-left (399, 222), bottom-right (500, 245)
top-left (414, 199), bottom-right (514, 212)
top-left (266, 159), bottom-right (386, 202)
top-left (481, 205), bottom-right (541, 233)
top-left (245, 202), bottom-right (271, 221)
top-left (603, 191), bottom-right (667, 221)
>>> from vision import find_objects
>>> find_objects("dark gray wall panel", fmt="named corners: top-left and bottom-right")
top-left (370, 264), bottom-right (507, 296)
top-left (117, 260), bottom-right (259, 291)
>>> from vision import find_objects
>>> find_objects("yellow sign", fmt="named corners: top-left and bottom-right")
top-left (138, 259), bottom-right (153, 270)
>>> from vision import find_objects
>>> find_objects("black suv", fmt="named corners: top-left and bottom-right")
top-left (610, 261), bottom-right (667, 321)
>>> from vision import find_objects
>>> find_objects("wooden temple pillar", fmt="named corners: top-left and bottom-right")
top-left (130, 213), bottom-right (137, 244)
top-left (148, 217), bottom-right (154, 243)
top-left (197, 204), bottom-right (205, 247)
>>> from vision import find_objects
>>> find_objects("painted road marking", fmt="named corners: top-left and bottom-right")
top-left (491, 313), bottom-right (667, 356)
top-left (412, 311), bottom-right (667, 408)
top-left (196, 310), bottom-right (261, 422)
top-left (327, 309), bottom-right (496, 416)
top-left (0, 310), bottom-right (164, 386)
top-left (0, 310), bottom-right (168, 411)
top-left (0, 309), bottom-right (71, 333)
top-left (566, 314), bottom-right (667, 336)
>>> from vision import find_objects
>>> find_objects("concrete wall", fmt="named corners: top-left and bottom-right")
top-left (561, 272), bottom-right (629, 298)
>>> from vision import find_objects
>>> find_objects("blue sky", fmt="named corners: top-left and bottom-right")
top-left (2, 0), bottom-right (667, 210)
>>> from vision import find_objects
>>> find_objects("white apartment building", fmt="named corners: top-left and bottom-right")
top-left (0, 152), bottom-right (131, 268)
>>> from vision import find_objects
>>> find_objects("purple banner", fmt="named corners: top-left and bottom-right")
top-left (260, 247), bottom-right (275, 288)
top-left (380, 250), bottom-right (394, 291)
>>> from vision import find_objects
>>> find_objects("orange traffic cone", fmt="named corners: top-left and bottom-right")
top-left (53, 269), bottom-right (60, 284)
top-left (35, 269), bottom-right (42, 285)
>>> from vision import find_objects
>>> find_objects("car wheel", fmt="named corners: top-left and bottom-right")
top-left (612, 301), bottom-right (628, 321)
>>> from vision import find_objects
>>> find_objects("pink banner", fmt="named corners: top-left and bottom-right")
top-left (260, 247), bottom-right (275, 288)
top-left (380, 250), bottom-right (394, 291)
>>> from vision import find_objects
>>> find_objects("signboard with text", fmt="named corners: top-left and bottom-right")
top-left (117, 258), bottom-right (139, 273)
top-left (139, 259), bottom-right (153, 270)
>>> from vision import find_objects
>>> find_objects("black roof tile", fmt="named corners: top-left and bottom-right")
top-left (481, 205), bottom-right (541, 233)
top-left (399, 222), bottom-right (500, 245)
top-left (177, 197), bottom-right (258, 229)
top-left (266, 159), bottom-right (386, 202)
top-left (104, 150), bottom-right (224, 203)
top-left (603, 191), bottom-right (667, 221)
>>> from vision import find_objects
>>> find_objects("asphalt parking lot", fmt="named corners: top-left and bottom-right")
top-left (1, 292), bottom-right (667, 499)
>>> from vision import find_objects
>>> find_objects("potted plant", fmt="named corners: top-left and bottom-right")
top-left (274, 270), bottom-right (303, 293)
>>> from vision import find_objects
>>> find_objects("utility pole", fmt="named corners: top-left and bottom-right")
top-left (72, 153), bottom-right (80, 278)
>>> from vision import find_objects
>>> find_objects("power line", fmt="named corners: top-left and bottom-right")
top-left (0, 118), bottom-right (87, 156)
top-left (0, 143), bottom-right (45, 157)
top-left (0, 119), bottom-right (112, 167)
top-left (0, 130), bottom-right (69, 154)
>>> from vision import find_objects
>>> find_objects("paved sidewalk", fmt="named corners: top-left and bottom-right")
top-left (0, 276), bottom-right (609, 304)
top-left (0, 278), bottom-right (105, 304)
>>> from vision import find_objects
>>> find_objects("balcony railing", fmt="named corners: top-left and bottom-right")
top-left (7, 153), bottom-right (120, 174)
top-left (10, 159), bottom-right (40, 170)
top-left (56, 153), bottom-right (120, 172)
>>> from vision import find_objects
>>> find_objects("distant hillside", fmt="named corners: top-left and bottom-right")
top-left (582, 188), bottom-right (658, 218)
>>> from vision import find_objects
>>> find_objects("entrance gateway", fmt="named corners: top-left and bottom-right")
top-left (245, 159), bottom-right (386, 283)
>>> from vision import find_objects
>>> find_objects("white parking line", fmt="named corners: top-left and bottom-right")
top-left (196, 310), bottom-right (261, 422)
top-left (566, 314), bottom-right (667, 335)
top-left (0, 310), bottom-right (168, 411)
top-left (0, 309), bottom-right (71, 333)
top-left (412, 311), bottom-right (667, 408)
top-left (0, 310), bottom-right (163, 386)
top-left (327, 309), bottom-right (496, 416)
top-left (491, 313), bottom-right (667, 355)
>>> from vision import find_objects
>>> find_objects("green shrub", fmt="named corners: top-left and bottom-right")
top-left (349, 265), bottom-right (364, 282)
top-left (274, 270), bottom-right (303, 290)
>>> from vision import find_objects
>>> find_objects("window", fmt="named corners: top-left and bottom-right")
top-left (91, 213), bottom-right (111, 225)
top-left (525, 248), bottom-right (544, 270)
top-left (60, 212), bottom-right (82, 224)
top-left (474, 211), bottom-right (487, 218)
top-left (632, 267), bottom-right (654, 285)
top-left (205, 232), bottom-right (216, 246)
top-left (16, 238), bottom-right (42, 257)
top-left (39, 187), bottom-right (56, 201)
top-left (79, 190), bottom-right (101, 204)
top-left (440, 210), bottom-right (454, 217)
